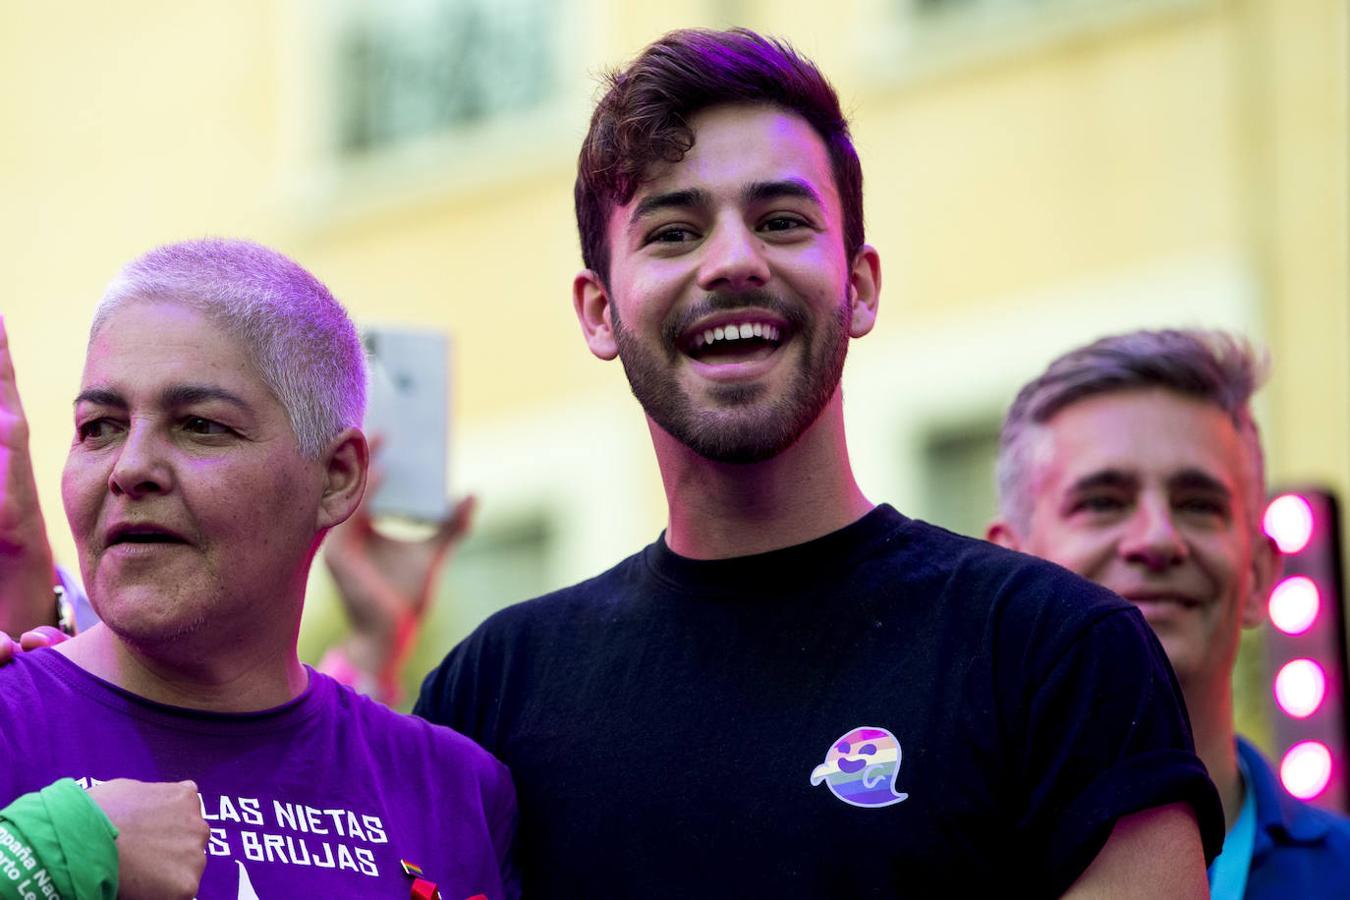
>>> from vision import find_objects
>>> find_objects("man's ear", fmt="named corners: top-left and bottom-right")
top-left (846, 244), bottom-right (881, 339)
top-left (986, 520), bottom-right (1022, 551)
top-left (316, 427), bottom-right (369, 531)
top-left (573, 270), bottom-right (619, 361)
top-left (1243, 531), bottom-right (1281, 628)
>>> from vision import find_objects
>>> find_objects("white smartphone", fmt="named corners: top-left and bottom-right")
top-left (361, 325), bottom-right (451, 522)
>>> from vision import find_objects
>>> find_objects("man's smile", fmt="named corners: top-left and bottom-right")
top-left (1114, 588), bottom-right (1209, 630)
top-left (674, 305), bottom-right (797, 381)
top-left (683, 315), bottom-right (785, 352)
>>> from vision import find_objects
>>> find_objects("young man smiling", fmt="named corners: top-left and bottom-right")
top-left (414, 29), bottom-right (1224, 896)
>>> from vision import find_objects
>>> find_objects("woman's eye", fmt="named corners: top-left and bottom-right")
top-left (77, 419), bottom-right (117, 442)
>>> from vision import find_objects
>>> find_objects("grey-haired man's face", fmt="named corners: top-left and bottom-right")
top-left (1004, 388), bottom-right (1276, 691)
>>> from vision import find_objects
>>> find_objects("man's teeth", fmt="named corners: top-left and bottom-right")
top-left (696, 322), bottom-right (780, 347)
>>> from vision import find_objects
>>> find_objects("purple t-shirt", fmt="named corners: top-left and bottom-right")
top-left (0, 650), bottom-right (517, 899)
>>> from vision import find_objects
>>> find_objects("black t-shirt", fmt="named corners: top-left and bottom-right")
top-left (416, 505), bottom-right (1223, 897)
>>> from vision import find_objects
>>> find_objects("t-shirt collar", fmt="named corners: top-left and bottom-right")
top-left (643, 503), bottom-right (908, 598)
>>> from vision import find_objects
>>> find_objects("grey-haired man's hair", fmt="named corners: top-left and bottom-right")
top-left (996, 329), bottom-right (1269, 533)
top-left (91, 238), bottom-right (366, 459)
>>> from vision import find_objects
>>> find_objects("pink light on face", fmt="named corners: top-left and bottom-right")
top-left (1274, 659), bottom-right (1327, 718)
top-left (1280, 741), bottom-right (1333, 800)
top-left (1269, 576), bottom-right (1321, 635)
top-left (1265, 494), bottom-right (1315, 554)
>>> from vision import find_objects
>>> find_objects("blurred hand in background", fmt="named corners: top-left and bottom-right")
top-left (0, 315), bottom-right (57, 638)
top-left (322, 439), bottom-right (476, 704)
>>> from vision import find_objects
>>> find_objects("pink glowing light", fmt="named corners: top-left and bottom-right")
top-left (1265, 494), bottom-right (1316, 555)
top-left (1274, 659), bottom-right (1327, 719)
top-left (1269, 576), bottom-right (1321, 635)
top-left (1280, 741), bottom-right (1333, 800)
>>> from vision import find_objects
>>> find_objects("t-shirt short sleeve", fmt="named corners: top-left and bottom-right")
top-left (1010, 604), bottom-right (1225, 893)
top-left (416, 623), bottom-right (497, 746)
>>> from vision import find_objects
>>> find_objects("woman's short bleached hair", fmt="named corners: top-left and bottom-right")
top-left (996, 329), bottom-right (1269, 534)
top-left (91, 238), bottom-right (366, 459)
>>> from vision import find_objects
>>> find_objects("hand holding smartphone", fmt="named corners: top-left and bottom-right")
top-left (362, 326), bottom-right (451, 523)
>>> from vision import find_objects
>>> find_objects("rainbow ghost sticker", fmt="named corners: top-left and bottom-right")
top-left (810, 726), bottom-right (908, 808)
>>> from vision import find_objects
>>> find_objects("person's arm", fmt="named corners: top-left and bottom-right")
top-left (1062, 803), bottom-right (1207, 899)
top-left (0, 777), bottom-right (207, 900)
top-left (320, 461), bottom-right (475, 705)
top-left (87, 778), bottom-right (209, 900)
top-left (0, 778), bottom-right (115, 900)
top-left (1001, 579), bottom-right (1224, 893)
top-left (0, 315), bottom-right (58, 637)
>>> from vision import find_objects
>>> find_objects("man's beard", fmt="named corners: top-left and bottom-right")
top-left (612, 289), bottom-right (851, 464)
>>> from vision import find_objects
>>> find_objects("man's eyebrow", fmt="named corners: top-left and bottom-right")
top-left (1067, 469), bottom-right (1139, 493)
top-left (629, 188), bottom-right (712, 226)
top-left (1168, 469), bottom-right (1232, 496)
top-left (73, 388), bottom-right (125, 408)
top-left (743, 178), bottom-right (823, 207)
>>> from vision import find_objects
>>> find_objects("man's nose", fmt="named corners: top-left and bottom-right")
top-left (696, 220), bottom-right (771, 293)
top-left (1119, 499), bottom-right (1187, 571)
top-left (108, 424), bottom-right (173, 499)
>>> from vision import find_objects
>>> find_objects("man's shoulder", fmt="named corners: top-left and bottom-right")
top-left (1292, 798), bottom-right (1350, 845)
top-left (465, 547), bottom-right (650, 639)
top-left (412, 546), bottom-right (658, 730)
top-left (468, 517), bottom-right (1134, 648)
top-left (882, 516), bottom-right (1134, 625)
top-left (320, 672), bottom-right (495, 752)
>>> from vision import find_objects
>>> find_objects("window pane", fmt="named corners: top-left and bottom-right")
top-left (333, 0), bottom-right (558, 157)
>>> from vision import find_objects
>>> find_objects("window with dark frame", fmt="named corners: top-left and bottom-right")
top-left (332, 0), bottom-right (559, 158)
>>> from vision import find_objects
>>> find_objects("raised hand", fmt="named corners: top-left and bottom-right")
top-left (322, 442), bottom-right (475, 703)
top-left (87, 778), bottom-right (209, 900)
top-left (0, 315), bottom-right (57, 637)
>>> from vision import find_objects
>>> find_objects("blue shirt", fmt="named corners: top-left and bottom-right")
top-left (1235, 736), bottom-right (1350, 898)
top-left (1208, 751), bottom-right (1257, 899)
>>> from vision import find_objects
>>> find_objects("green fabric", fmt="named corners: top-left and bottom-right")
top-left (0, 779), bottom-right (118, 900)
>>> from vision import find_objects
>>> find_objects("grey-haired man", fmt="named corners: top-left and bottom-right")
top-left (988, 329), bottom-right (1350, 897)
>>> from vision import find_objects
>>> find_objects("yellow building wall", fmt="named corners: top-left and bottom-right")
top-left (1, 1), bottom-right (1345, 716)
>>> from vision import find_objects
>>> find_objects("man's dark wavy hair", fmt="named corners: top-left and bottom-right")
top-left (574, 28), bottom-right (864, 284)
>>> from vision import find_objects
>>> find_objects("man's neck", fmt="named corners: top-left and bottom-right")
top-left (1183, 680), bottom-right (1244, 832)
top-left (653, 394), bottom-right (874, 559)
top-left (56, 622), bottom-right (308, 713)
